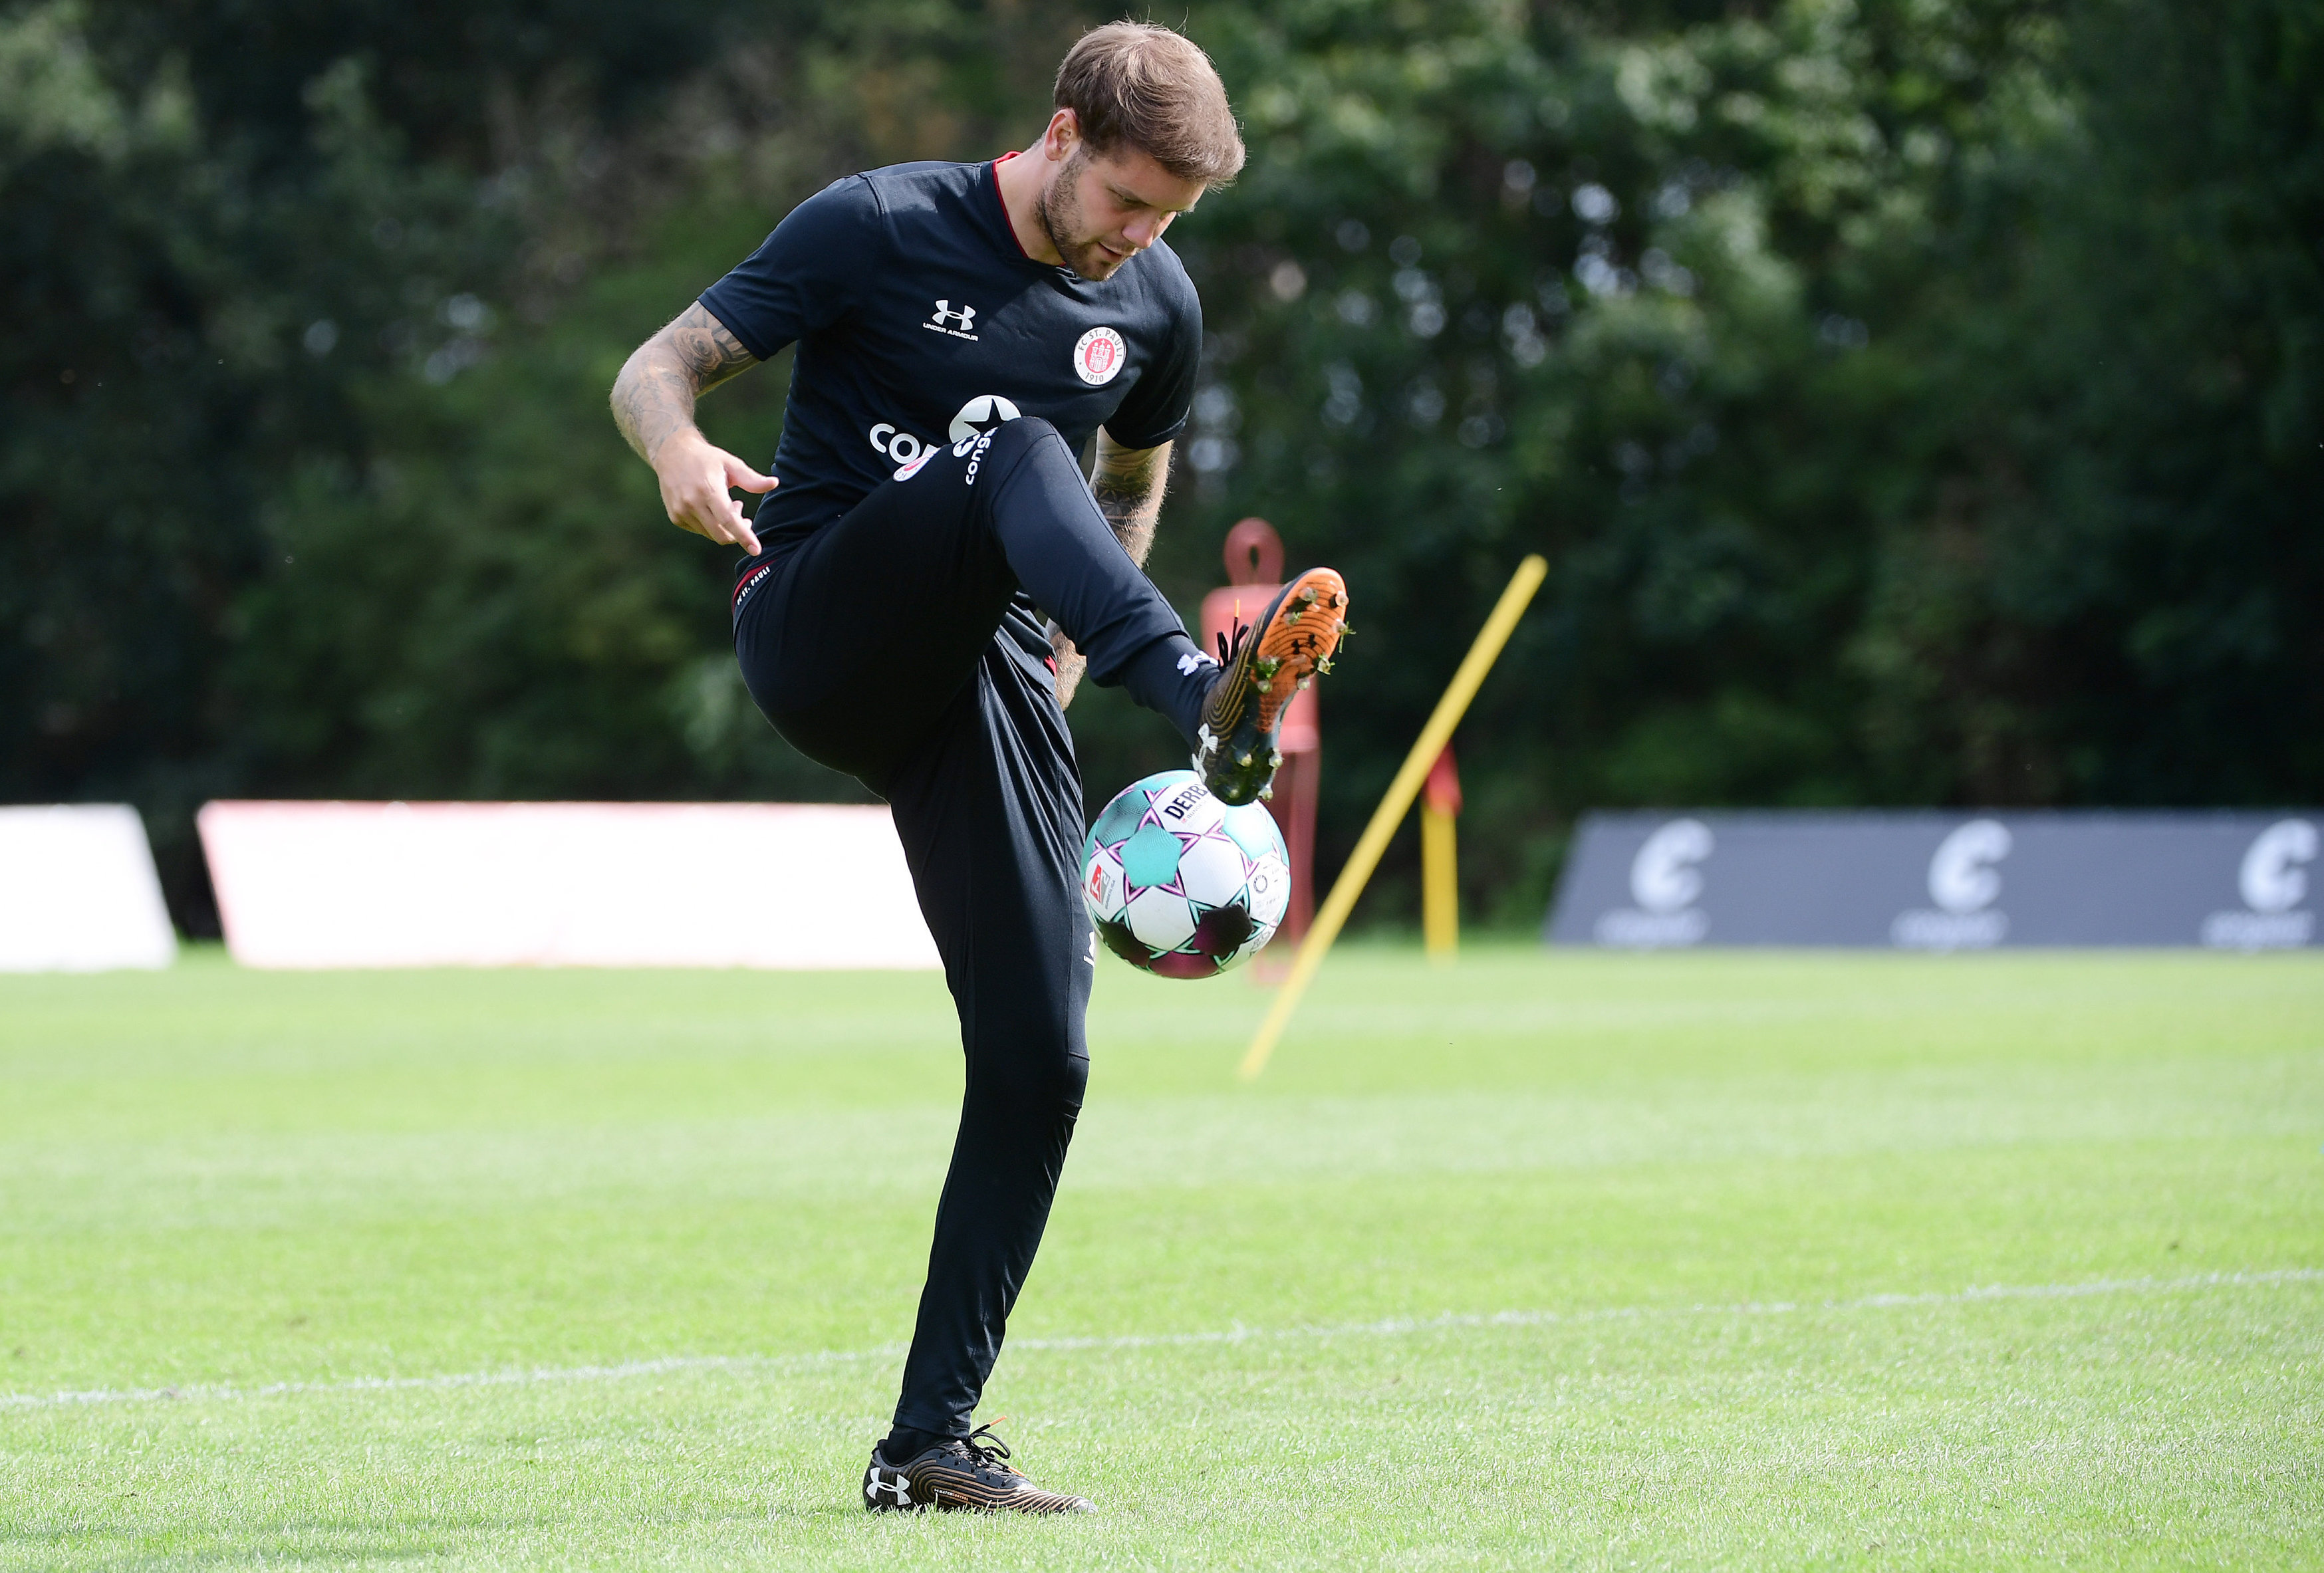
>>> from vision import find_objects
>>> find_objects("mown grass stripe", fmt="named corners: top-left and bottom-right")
top-left (9, 1266), bottom-right (2313, 1413)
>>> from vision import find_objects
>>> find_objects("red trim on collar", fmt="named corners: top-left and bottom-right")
top-left (990, 154), bottom-right (1035, 260)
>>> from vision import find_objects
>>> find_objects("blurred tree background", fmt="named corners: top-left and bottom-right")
top-left (5, 0), bottom-right (2319, 933)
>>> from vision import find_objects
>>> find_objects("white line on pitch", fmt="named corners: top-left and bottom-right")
top-left (1003, 1267), bottom-right (2324, 1352)
top-left (5, 1268), bottom-right (2315, 1413)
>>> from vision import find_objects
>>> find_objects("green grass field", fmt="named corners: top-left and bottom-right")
top-left (1, 944), bottom-right (2318, 1569)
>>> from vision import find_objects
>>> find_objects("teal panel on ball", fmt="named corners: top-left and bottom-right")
top-left (1120, 822), bottom-right (1186, 888)
top-left (1091, 783), bottom-right (1153, 846)
top-left (1222, 801), bottom-right (1288, 862)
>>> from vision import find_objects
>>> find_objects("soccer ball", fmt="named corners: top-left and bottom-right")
top-left (1081, 769), bottom-right (1291, 979)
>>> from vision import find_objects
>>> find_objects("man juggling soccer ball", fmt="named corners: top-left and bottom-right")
top-left (610, 23), bottom-right (1348, 1514)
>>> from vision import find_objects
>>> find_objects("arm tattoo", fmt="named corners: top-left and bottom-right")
top-left (1091, 433), bottom-right (1172, 566)
top-left (610, 302), bottom-right (758, 461)
top-left (1050, 434), bottom-right (1170, 709)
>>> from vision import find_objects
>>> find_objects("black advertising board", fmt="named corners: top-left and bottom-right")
top-left (1543, 811), bottom-right (2320, 949)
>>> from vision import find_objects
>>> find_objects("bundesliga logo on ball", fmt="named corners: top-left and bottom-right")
top-left (1081, 769), bottom-right (1291, 978)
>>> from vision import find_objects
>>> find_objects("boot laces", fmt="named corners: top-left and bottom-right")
top-left (948, 1422), bottom-right (1023, 1482)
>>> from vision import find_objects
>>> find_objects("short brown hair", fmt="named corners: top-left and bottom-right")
top-left (1054, 22), bottom-right (1245, 185)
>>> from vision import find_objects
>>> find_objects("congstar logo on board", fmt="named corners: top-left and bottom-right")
top-left (2202, 818), bottom-right (2317, 949)
top-left (1891, 819), bottom-right (2011, 950)
top-left (1593, 818), bottom-right (1713, 948)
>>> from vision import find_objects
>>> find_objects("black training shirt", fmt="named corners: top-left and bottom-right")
top-left (700, 156), bottom-right (1203, 550)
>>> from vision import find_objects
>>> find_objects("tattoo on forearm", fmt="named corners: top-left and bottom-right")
top-left (611, 364), bottom-right (688, 462)
top-left (1053, 436), bottom-right (1166, 710)
top-left (610, 303), bottom-right (758, 462)
top-left (1092, 436), bottom-right (1170, 567)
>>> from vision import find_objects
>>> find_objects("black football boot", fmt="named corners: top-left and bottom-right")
top-left (860, 1423), bottom-right (1093, 1514)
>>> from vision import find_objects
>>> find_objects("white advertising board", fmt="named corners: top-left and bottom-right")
top-left (197, 802), bottom-right (940, 970)
top-left (0, 804), bottom-right (178, 972)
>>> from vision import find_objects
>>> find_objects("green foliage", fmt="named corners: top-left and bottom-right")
top-left (1158, 0), bottom-right (2319, 921)
top-left (225, 259), bottom-right (861, 804)
top-left (1847, 0), bottom-right (2324, 805)
top-left (3, 0), bottom-right (2317, 931)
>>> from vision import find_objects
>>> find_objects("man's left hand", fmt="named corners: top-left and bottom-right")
top-left (1049, 622), bottom-right (1087, 708)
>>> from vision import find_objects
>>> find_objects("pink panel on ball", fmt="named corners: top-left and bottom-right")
top-left (1146, 949), bottom-right (1222, 980)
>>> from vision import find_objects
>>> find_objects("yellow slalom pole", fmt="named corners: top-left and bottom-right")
top-left (1238, 554), bottom-right (1549, 1080)
top-left (1421, 802), bottom-right (1458, 963)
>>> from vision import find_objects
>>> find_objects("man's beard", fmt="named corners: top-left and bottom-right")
top-left (1035, 152), bottom-right (1126, 279)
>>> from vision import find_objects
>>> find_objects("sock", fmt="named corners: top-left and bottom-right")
top-left (1117, 632), bottom-right (1216, 749)
top-left (880, 1425), bottom-right (946, 1466)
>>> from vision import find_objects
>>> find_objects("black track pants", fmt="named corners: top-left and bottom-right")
top-left (731, 416), bottom-right (1198, 1435)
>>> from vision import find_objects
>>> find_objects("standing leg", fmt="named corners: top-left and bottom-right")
top-left (880, 634), bottom-right (1092, 1438)
top-left (728, 416), bottom-right (1199, 1485)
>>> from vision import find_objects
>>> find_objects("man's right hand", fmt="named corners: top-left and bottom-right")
top-left (610, 302), bottom-right (768, 550)
top-left (653, 428), bottom-right (777, 555)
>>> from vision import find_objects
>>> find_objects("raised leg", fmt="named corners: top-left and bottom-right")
top-left (733, 417), bottom-right (1212, 788)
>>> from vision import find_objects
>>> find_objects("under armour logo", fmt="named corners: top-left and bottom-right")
top-left (1177, 650), bottom-right (1218, 675)
top-left (866, 1469), bottom-right (914, 1506)
top-left (926, 299), bottom-right (977, 338)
